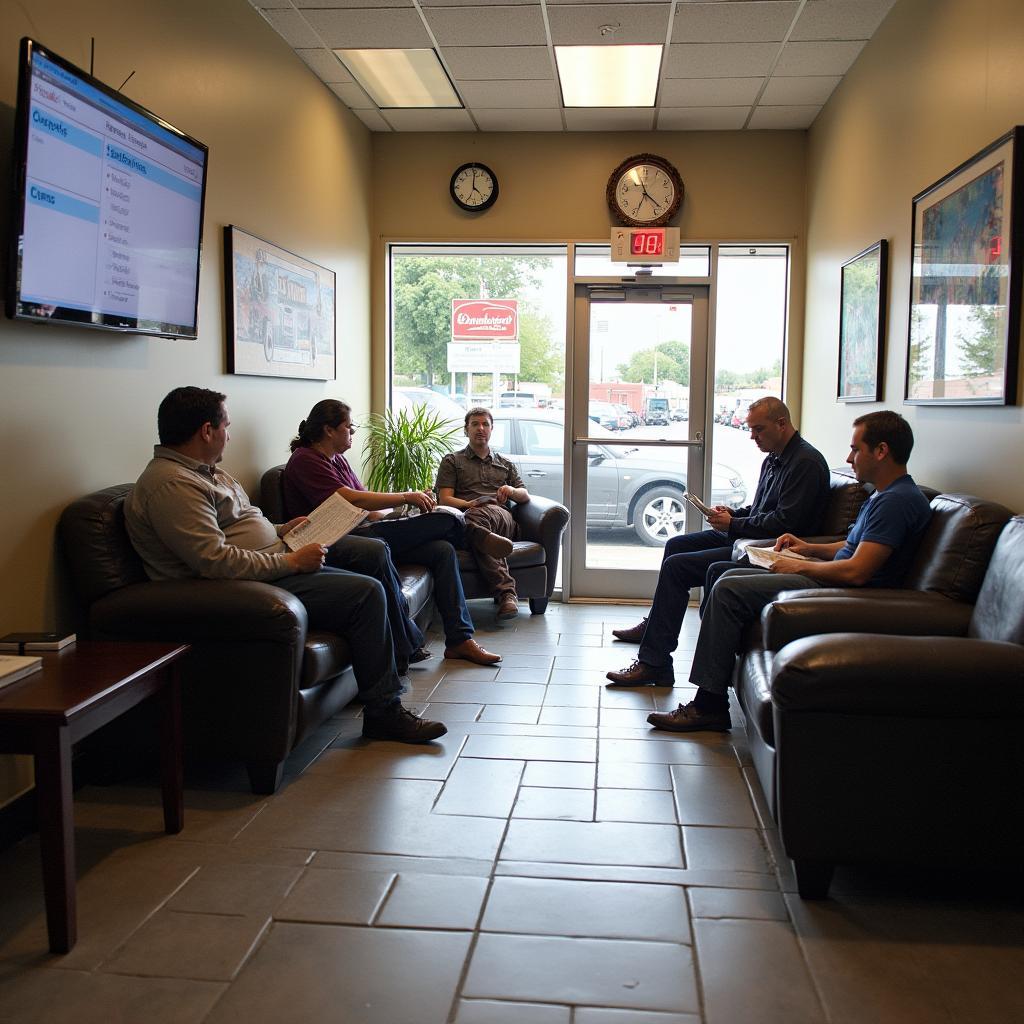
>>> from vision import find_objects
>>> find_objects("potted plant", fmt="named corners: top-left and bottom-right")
top-left (363, 405), bottom-right (461, 503)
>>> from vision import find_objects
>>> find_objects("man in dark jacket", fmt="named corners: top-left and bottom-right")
top-left (607, 396), bottom-right (829, 686)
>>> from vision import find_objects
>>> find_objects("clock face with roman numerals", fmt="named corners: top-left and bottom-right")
top-left (450, 162), bottom-right (499, 213)
top-left (606, 154), bottom-right (684, 227)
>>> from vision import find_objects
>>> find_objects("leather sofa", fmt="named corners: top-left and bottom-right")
top-left (732, 492), bottom-right (1016, 896)
top-left (259, 465), bottom-right (570, 614)
top-left (59, 485), bottom-right (434, 795)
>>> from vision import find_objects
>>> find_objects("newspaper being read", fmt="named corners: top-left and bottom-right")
top-left (283, 493), bottom-right (368, 551)
top-left (683, 492), bottom-right (713, 517)
top-left (746, 546), bottom-right (822, 569)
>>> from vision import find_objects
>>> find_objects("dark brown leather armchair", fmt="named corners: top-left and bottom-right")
top-left (260, 465), bottom-right (570, 614)
top-left (769, 515), bottom-right (1024, 898)
top-left (59, 485), bottom-right (433, 795)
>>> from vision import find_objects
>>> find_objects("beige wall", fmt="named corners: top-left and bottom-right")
top-left (370, 131), bottom-right (808, 412)
top-left (0, 0), bottom-right (372, 801)
top-left (803, 0), bottom-right (1024, 506)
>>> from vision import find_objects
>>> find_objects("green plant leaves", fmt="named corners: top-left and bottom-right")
top-left (363, 404), bottom-right (461, 493)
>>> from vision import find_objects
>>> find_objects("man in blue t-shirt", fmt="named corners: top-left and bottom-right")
top-left (649, 410), bottom-right (932, 733)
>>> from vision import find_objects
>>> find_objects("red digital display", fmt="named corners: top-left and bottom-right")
top-left (630, 230), bottom-right (664, 256)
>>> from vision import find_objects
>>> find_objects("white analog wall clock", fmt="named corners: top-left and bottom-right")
top-left (606, 153), bottom-right (683, 227)
top-left (450, 162), bottom-right (499, 212)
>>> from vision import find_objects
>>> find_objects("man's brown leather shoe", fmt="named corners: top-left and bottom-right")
top-left (444, 638), bottom-right (502, 665)
top-left (605, 659), bottom-right (674, 687)
top-left (496, 595), bottom-right (520, 620)
top-left (647, 701), bottom-right (731, 732)
top-left (467, 524), bottom-right (514, 559)
top-left (612, 617), bottom-right (648, 643)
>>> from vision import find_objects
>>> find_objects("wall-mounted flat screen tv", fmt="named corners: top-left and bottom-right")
top-left (6, 38), bottom-right (209, 338)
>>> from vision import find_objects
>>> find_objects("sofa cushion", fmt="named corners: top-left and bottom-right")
top-left (737, 648), bottom-right (775, 746)
top-left (818, 469), bottom-right (870, 536)
top-left (969, 516), bottom-right (1024, 645)
top-left (903, 494), bottom-right (1012, 602)
top-left (59, 485), bottom-right (148, 604)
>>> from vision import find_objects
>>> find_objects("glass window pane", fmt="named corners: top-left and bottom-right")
top-left (712, 245), bottom-right (789, 504)
top-left (575, 245), bottom-right (710, 278)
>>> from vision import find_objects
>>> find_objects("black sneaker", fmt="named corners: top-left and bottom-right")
top-left (647, 701), bottom-right (731, 733)
top-left (362, 704), bottom-right (448, 743)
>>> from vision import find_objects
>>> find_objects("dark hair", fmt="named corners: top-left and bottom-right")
top-left (464, 406), bottom-right (493, 429)
top-left (158, 387), bottom-right (227, 446)
top-left (853, 410), bottom-right (914, 464)
top-left (290, 399), bottom-right (351, 452)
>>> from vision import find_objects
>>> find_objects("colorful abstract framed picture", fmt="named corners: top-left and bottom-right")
top-left (838, 239), bottom-right (888, 402)
top-left (224, 225), bottom-right (336, 381)
top-left (905, 127), bottom-right (1023, 405)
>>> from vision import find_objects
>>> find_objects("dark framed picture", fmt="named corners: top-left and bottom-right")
top-left (224, 225), bottom-right (336, 381)
top-left (905, 126), bottom-right (1023, 405)
top-left (838, 239), bottom-right (888, 402)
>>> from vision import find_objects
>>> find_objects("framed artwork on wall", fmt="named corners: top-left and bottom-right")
top-left (905, 126), bottom-right (1023, 405)
top-left (224, 225), bottom-right (336, 381)
top-left (838, 239), bottom-right (888, 402)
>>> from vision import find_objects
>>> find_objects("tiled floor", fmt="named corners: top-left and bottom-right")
top-left (1, 601), bottom-right (1022, 1023)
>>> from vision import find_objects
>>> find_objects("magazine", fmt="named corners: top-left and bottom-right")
top-left (747, 546), bottom-right (822, 569)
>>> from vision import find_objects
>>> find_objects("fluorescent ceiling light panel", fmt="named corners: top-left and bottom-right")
top-left (333, 49), bottom-right (461, 108)
top-left (555, 45), bottom-right (662, 107)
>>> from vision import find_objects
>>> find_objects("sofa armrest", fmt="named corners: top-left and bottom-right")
top-left (762, 594), bottom-right (972, 651)
top-left (771, 634), bottom-right (1024, 717)
top-left (513, 493), bottom-right (569, 561)
top-left (90, 579), bottom-right (309, 646)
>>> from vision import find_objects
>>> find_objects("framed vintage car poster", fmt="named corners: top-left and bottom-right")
top-left (224, 225), bottom-right (336, 381)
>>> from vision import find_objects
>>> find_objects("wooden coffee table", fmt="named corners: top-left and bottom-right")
top-left (0, 640), bottom-right (190, 953)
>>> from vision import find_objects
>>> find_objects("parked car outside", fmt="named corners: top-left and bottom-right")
top-left (488, 409), bottom-right (746, 546)
top-left (393, 387), bottom-right (467, 427)
top-left (588, 400), bottom-right (621, 431)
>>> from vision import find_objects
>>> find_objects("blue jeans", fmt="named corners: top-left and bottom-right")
top-left (273, 567), bottom-right (402, 711)
top-left (325, 534), bottom-right (425, 660)
top-left (688, 566), bottom-right (825, 695)
top-left (636, 529), bottom-right (734, 670)
top-left (358, 513), bottom-right (474, 645)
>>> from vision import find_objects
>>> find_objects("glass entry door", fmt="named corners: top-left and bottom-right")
top-left (567, 284), bottom-right (715, 600)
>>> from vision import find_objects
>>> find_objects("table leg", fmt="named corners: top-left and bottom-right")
top-left (158, 667), bottom-right (184, 834)
top-left (34, 725), bottom-right (75, 954)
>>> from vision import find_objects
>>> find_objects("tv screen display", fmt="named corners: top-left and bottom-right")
top-left (6, 38), bottom-right (209, 338)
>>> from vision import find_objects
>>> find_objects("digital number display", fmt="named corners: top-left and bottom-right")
top-left (630, 230), bottom-right (664, 257)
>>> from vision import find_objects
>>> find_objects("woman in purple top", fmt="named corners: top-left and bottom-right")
top-left (284, 400), bottom-right (509, 667)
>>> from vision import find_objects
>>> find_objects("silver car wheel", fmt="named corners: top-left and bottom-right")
top-left (635, 488), bottom-right (688, 546)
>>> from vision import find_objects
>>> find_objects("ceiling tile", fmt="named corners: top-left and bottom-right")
top-left (423, 6), bottom-right (548, 46)
top-left (791, 0), bottom-right (897, 42)
top-left (458, 80), bottom-right (561, 108)
top-left (260, 9), bottom-right (321, 48)
top-left (665, 42), bottom-right (779, 78)
top-left (382, 108), bottom-right (477, 131)
top-left (302, 8), bottom-right (432, 48)
top-left (672, 1), bottom-right (799, 44)
top-left (659, 76), bottom-right (762, 106)
top-left (474, 108), bottom-right (565, 131)
top-left (423, 0), bottom-right (536, 5)
top-left (294, 48), bottom-right (354, 83)
top-left (547, 4), bottom-right (670, 46)
top-left (761, 74), bottom-right (840, 105)
top-left (351, 108), bottom-right (393, 131)
top-left (658, 106), bottom-right (749, 130)
top-left (290, 0), bottom-right (413, 8)
top-left (442, 46), bottom-right (554, 80)
top-left (748, 104), bottom-right (821, 129)
top-left (774, 39), bottom-right (865, 75)
top-left (563, 108), bottom-right (655, 131)
top-left (328, 82), bottom-right (376, 108)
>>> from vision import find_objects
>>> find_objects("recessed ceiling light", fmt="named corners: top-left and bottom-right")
top-left (555, 45), bottom-right (663, 108)
top-left (334, 49), bottom-right (461, 108)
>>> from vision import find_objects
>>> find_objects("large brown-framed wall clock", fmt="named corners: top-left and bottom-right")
top-left (606, 153), bottom-right (684, 227)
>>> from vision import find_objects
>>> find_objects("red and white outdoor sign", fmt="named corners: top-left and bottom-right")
top-left (451, 299), bottom-right (518, 342)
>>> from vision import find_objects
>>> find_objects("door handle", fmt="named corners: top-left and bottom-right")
top-left (526, 470), bottom-right (546, 478)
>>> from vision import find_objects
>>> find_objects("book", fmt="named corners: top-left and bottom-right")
top-left (0, 632), bottom-right (76, 654)
top-left (431, 505), bottom-right (465, 522)
top-left (282, 492), bottom-right (369, 552)
top-left (0, 654), bottom-right (43, 689)
top-left (747, 546), bottom-right (823, 570)
top-left (683, 492), bottom-right (713, 517)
